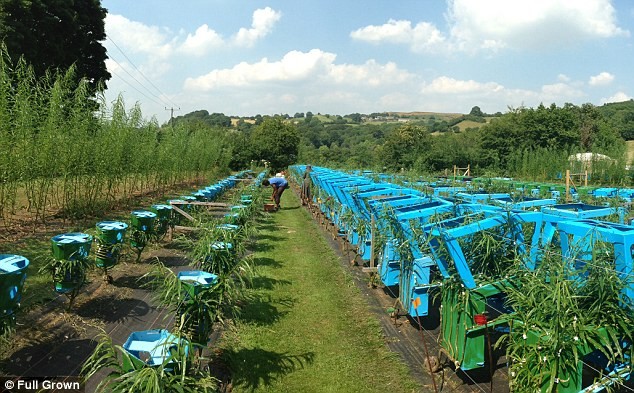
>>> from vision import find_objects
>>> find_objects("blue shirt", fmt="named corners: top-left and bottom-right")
top-left (268, 177), bottom-right (288, 187)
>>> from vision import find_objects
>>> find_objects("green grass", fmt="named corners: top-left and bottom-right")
top-left (221, 191), bottom-right (420, 393)
top-left (455, 118), bottom-right (491, 131)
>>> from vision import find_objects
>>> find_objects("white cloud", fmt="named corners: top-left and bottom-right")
top-left (351, 0), bottom-right (629, 54)
top-left (184, 49), bottom-right (335, 90)
top-left (602, 91), bottom-right (632, 103)
top-left (105, 8), bottom-right (284, 88)
top-left (328, 60), bottom-right (414, 86)
top-left (588, 71), bottom-right (615, 86)
top-left (378, 92), bottom-right (415, 109)
top-left (104, 58), bottom-right (122, 74)
top-left (350, 19), bottom-right (445, 52)
top-left (106, 7), bottom-right (281, 59)
top-left (180, 25), bottom-right (224, 55)
top-left (557, 74), bottom-right (571, 82)
top-left (233, 7), bottom-right (282, 47)
top-left (449, 0), bottom-right (628, 51)
top-left (183, 50), bottom-right (413, 91)
top-left (104, 14), bottom-right (176, 82)
top-left (279, 94), bottom-right (297, 104)
top-left (105, 14), bottom-right (175, 58)
top-left (540, 82), bottom-right (585, 99)
top-left (412, 75), bottom-right (595, 115)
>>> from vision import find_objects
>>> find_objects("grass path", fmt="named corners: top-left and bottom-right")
top-left (221, 190), bottom-right (421, 392)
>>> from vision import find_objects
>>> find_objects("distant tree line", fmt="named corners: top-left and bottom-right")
top-left (294, 102), bottom-right (630, 178)
top-left (176, 100), bottom-right (634, 180)
top-left (170, 110), bottom-right (232, 128)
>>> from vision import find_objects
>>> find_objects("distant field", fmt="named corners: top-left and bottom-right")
top-left (232, 111), bottom-right (497, 128)
top-left (455, 119), bottom-right (489, 131)
top-left (390, 111), bottom-right (463, 122)
top-left (314, 114), bottom-right (336, 123)
top-left (627, 140), bottom-right (634, 164)
top-left (230, 118), bottom-right (256, 126)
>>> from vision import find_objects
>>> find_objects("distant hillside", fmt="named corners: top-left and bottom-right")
top-left (597, 99), bottom-right (634, 140)
top-left (178, 108), bottom-right (497, 132)
top-left (598, 99), bottom-right (634, 113)
top-left (387, 111), bottom-right (464, 122)
top-left (455, 118), bottom-right (494, 131)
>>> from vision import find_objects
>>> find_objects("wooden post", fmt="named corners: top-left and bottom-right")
top-left (171, 205), bottom-right (194, 222)
top-left (565, 169), bottom-right (570, 202)
top-left (369, 214), bottom-right (376, 269)
top-left (584, 170), bottom-right (588, 186)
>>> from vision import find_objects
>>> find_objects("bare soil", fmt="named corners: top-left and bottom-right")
top-left (0, 179), bottom-right (225, 391)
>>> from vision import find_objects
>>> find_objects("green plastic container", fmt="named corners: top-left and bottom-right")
top-left (224, 213), bottom-right (241, 225)
top-left (51, 233), bottom-right (93, 261)
top-left (0, 254), bottom-right (29, 323)
top-left (130, 210), bottom-right (156, 232)
top-left (551, 185), bottom-right (566, 194)
top-left (515, 323), bottom-right (613, 392)
top-left (95, 221), bottom-right (127, 269)
top-left (121, 329), bottom-right (189, 371)
top-left (231, 204), bottom-right (247, 213)
top-left (179, 196), bottom-right (198, 212)
top-left (151, 204), bottom-right (173, 235)
top-left (151, 204), bottom-right (173, 222)
top-left (539, 184), bottom-right (552, 195)
top-left (178, 270), bottom-right (218, 298)
top-left (130, 211), bottom-right (156, 249)
top-left (96, 221), bottom-right (128, 244)
top-left (440, 282), bottom-right (510, 371)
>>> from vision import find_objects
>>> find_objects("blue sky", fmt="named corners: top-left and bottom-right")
top-left (101, 0), bottom-right (634, 124)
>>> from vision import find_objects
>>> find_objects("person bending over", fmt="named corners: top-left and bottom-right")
top-left (262, 177), bottom-right (288, 209)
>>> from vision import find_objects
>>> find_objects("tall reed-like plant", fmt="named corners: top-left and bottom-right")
top-left (0, 48), bottom-right (233, 225)
top-left (501, 246), bottom-right (633, 392)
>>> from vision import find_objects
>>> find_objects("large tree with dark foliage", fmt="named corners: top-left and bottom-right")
top-left (171, 110), bottom-right (232, 128)
top-left (250, 117), bottom-right (300, 172)
top-left (382, 123), bottom-right (431, 171)
top-left (0, 0), bottom-right (110, 92)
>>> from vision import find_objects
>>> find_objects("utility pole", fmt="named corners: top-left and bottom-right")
top-left (165, 107), bottom-right (180, 128)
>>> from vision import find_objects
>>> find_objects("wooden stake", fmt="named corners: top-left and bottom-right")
top-left (565, 169), bottom-right (570, 202)
top-left (369, 214), bottom-right (376, 269)
top-left (415, 308), bottom-right (439, 393)
top-left (170, 201), bottom-right (230, 208)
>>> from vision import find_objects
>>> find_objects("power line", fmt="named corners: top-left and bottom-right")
top-left (104, 36), bottom-right (179, 110)
top-left (106, 37), bottom-right (176, 106)
top-left (106, 61), bottom-right (165, 107)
